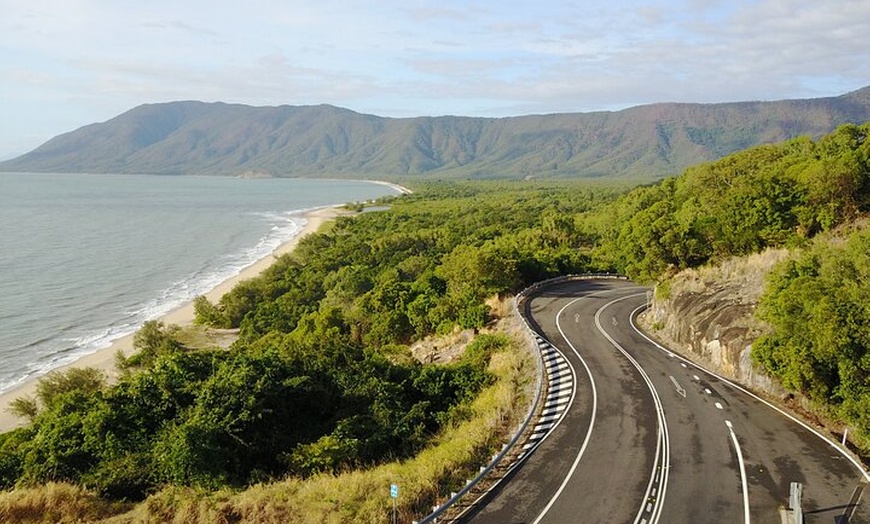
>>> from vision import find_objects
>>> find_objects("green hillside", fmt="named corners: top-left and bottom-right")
top-left (593, 121), bottom-right (870, 449)
top-left (2, 87), bottom-right (870, 179)
top-left (0, 122), bottom-right (868, 522)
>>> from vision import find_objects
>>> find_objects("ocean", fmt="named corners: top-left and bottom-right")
top-left (0, 173), bottom-right (400, 394)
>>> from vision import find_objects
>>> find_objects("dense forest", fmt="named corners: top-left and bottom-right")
top-left (753, 227), bottom-right (870, 443)
top-left (0, 122), bottom-right (868, 518)
top-left (0, 180), bottom-right (620, 505)
top-left (595, 122), bottom-right (870, 445)
top-left (596, 123), bottom-right (870, 280)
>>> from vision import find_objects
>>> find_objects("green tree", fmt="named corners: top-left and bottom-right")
top-left (753, 228), bottom-right (870, 438)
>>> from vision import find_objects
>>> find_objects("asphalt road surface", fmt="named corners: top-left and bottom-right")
top-left (462, 279), bottom-right (868, 524)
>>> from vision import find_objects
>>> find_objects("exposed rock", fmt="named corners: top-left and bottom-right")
top-left (410, 329), bottom-right (476, 365)
top-left (640, 249), bottom-right (790, 397)
top-left (410, 295), bottom-right (517, 365)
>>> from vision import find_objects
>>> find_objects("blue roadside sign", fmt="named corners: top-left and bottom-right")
top-left (390, 484), bottom-right (399, 499)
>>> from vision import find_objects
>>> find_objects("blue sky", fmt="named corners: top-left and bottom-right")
top-left (2, 0), bottom-right (869, 160)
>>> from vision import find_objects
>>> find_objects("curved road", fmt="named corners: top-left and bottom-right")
top-left (463, 279), bottom-right (868, 524)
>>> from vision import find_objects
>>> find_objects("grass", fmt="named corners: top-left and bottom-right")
top-left (663, 248), bottom-right (790, 296)
top-left (0, 301), bottom-right (534, 524)
top-left (0, 483), bottom-right (131, 524)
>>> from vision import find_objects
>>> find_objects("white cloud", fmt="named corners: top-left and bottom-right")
top-left (1, 0), bottom-right (869, 158)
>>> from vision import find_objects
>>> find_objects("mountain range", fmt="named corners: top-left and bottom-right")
top-left (3, 87), bottom-right (870, 179)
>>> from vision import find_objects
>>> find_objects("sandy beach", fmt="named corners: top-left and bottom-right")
top-left (0, 206), bottom-right (344, 433)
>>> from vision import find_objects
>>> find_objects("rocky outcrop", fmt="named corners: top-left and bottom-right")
top-left (640, 250), bottom-right (790, 397)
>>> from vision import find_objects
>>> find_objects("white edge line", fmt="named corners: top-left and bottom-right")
top-left (628, 307), bottom-right (870, 483)
top-left (530, 292), bottom-right (608, 524)
top-left (726, 420), bottom-right (751, 524)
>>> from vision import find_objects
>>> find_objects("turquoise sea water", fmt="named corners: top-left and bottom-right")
top-left (0, 173), bottom-right (399, 393)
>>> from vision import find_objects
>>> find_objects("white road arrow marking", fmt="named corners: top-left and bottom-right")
top-left (669, 375), bottom-right (686, 397)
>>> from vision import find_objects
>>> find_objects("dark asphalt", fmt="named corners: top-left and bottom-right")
top-left (461, 279), bottom-right (869, 524)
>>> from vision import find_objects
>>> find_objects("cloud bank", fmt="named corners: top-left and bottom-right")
top-left (2, 0), bottom-right (869, 157)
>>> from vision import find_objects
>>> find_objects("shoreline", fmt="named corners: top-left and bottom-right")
top-left (0, 206), bottom-right (346, 433)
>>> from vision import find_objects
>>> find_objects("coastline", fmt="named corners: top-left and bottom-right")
top-left (0, 206), bottom-right (345, 433)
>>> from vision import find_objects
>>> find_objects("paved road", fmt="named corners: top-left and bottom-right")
top-left (462, 279), bottom-right (869, 524)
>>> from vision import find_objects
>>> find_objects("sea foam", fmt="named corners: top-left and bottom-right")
top-left (0, 175), bottom-right (396, 397)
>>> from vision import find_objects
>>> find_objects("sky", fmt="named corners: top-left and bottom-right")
top-left (2, 0), bottom-right (870, 160)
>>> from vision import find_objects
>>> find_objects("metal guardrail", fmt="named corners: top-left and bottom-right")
top-left (415, 273), bottom-right (626, 523)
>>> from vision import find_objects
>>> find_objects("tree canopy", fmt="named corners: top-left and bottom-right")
top-left (753, 227), bottom-right (870, 440)
top-left (2, 122), bottom-right (870, 502)
top-left (596, 123), bottom-right (870, 280)
top-left (0, 180), bottom-right (617, 500)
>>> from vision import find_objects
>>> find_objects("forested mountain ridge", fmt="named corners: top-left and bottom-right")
top-left (3, 86), bottom-right (870, 179)
top-left (1, 123), bottom-right (869, 522)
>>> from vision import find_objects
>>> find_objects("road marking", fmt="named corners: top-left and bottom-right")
top-left (548, 379), bottom-right (572, 390)
top-left (693, 375), bottom-right (700, 381)
top-left (547, 369), bottom-right (572, 381)
top-left (548, 360), bottom-right (570, 370)
top-left (669, 376), bottom-right (687, 397)
top-left (726, 420), bottom-right (751, 524)
top-left (543, 397), bottom-right (570, 409)
top-left (534, 422), bottom-right (554, 432)
top-left (680, 362), bottom-right (687, 368)
top-left (628, 308), bottom-right (870, 484)
top-left (704, 388), bottom-right (712, 395)
top-left (530, 292), bottom-right (606, 524)
top-left (548, 390), bottom-right (572, 402)
top-left (595, 295), bottom-right (671, 524)
top-left (715, 402), bottom-right (723, 410)
top-left (840, 482), bottom-right (866, 523)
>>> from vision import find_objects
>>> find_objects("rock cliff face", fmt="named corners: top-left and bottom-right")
top-left (640, 250), bottom-right (789, 397)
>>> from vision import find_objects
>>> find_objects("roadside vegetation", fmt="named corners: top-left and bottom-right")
top-left (753, 224), bottom-right (870, 449)
top-left (0, 180), bottom-right (614, 522)
top-left (604, 123), bottom-right (870, 452)
top-left (595, 123), bottom-right (870, 280)
top-left (0, 122), bottom-right (868, 521)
